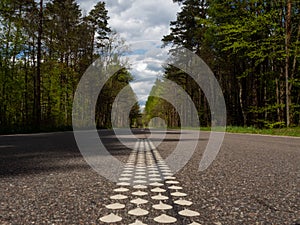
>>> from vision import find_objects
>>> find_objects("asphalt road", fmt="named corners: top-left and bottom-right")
top-left (0, 129), bottom-right (299, 225)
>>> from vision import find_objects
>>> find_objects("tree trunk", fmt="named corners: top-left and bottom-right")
top-left (285, 0), bottom-right (292, 127)
top-left (291, 23), bottom-right (300, 90)
top-left (238, 79), bottom-right (247, 126)
top-left (275, 77), bottom-right (281, 122)
top-left (35, 0), bottom-right (43, 129)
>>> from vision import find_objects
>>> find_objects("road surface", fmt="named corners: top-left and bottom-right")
top-left (0, 129), bottom-right (299, 224)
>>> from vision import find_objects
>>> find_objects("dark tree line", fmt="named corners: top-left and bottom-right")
top-left (145, 0), bottom-right (300, 128)
top-left (0, 0), bottom-right (139, 133)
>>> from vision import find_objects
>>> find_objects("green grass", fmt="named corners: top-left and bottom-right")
top-left (3, 124), bottom-right (299, 137)
top-left (199, 126), bottom-right (300, 137)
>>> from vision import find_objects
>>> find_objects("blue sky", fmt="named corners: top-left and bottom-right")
top-left (77, 0), bottom-right (180, 109)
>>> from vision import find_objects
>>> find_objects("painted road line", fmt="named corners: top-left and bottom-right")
top-left (100, 139), bottom-right (201, 224)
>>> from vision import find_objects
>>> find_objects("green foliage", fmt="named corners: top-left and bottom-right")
top-left (198, 126), bottom-right (300, 137)
top-left (86, 1), bottom-right (111, 48)
top-left (145, 0), bottom-right (300, 128)
top-left (0, 0), bottom-right (139, 134)
top-left (263, 121), bottom-right (286, 129)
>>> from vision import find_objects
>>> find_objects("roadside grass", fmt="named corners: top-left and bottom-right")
top-left (199, 126), bottom-right (300, 137)
top-left (2, 124), bottom-right (300, 137)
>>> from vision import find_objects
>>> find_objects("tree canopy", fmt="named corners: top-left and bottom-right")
top-left (0, 0), bottom-right (140, 133)
top-left (145, 0), bottom-right (300, 128)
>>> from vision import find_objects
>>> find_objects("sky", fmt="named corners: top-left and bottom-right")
top-left (77, 0), bottom-right (181, 109)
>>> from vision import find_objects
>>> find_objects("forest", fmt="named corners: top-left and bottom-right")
top-left (1, 0), bottom-right (300, 134)
top-left (0, 0), bottom-right (140, 134)
top-left (145, 0), bottom-right (300, 128)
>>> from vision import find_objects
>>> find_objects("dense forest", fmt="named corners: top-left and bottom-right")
top-left (145, 0), bottom-right (300, 128)
top-left (0, 0), bottom-right (140, 133)
top-left (1, 0), bottom-right (299, 133)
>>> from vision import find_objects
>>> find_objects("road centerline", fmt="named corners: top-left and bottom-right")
top-left (100, 139), bottom-right (200, 224)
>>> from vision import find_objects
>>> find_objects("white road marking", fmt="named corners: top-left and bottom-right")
top-left (154, 214), bottom-right (177, 223)
top-left (100, 139), bottom-right (201, 224)
top-left (128, 207), bottom-right (149, 216)
top-left (100, 213), bottom-right (122, 223)
top-left (105, 203), bottom-right (125, 210)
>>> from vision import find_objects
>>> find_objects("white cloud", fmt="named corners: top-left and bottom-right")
top-left (130, 81), bottom-right (155, 107)
top-left (77, 0), bottom-right (180, 108)
top-left (77, 0), bottom-right (180, 41)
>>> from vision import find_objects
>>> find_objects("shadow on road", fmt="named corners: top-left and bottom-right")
top-left (0, 129), bottom-right (208, 177)
top-left (0, 129), bottom-right (143, 177)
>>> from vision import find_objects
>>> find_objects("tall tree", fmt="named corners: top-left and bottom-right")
top-left (34, 0), bottom-right (43, 128)
top-left (145, 0), bottom-right (300, 128)
top-left (285, 0), bottom-right (292, 127)
top-left (86, 1), bottom-right (111, 62)
top-left (0, 0), bottom-right (139, 133)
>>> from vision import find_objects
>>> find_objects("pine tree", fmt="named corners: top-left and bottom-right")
top-left (145, 0), bottom-right (300, 127)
